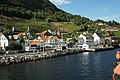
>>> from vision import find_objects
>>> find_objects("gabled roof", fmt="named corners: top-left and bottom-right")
top-left (18, 32), bottom-right (25, 36)
top-left (40, 36), bottom-right (59, 41)
top-left (30, 41), bottom-right (40, 45)
top-left (44, 32), bottom-right (52, 36)
top-left (82, 34), bottom-right (93, 39)
top-left (39, 30), bottom-right (52, 36)
top-left (13, 35), bottom-right (19, 40)
top-left (95, 32), bottom-right (104, 38)
top-left (82, 34), bottom-right (91, 37)
top-left (40, 36), bottom-right (47, 41)
top-left (0, 32), bottom-right (14, 40)
top-left (39, 31), bottom-right (47, 35)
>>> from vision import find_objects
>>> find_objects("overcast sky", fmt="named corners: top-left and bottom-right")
top-left (49, 0), bottom-right (120, 22)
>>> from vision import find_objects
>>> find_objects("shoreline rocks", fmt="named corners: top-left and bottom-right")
top-left (0, 47), bottom-right (116, 66)
top-left (0, 49), bottom-right (83, 66)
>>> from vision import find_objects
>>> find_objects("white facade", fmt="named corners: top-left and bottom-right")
top-left (47, 37), bottom-right (57, 47)
top-left (82, 43), bottom-right (97, 49)
top-left (38, 36), bottom-right (59, 47)
top-left (24, 42), bottom-right (31, 51)
top-left (92, 33), bottom-right (105, 44)
top-left (24, 40), bottom-right (45, 52)
top-left (0, 33), bottom-right (8, 50)
top-left (78, 34), bottom-right (94, 44)
top-left (77, 33), bottom-right (97, 49)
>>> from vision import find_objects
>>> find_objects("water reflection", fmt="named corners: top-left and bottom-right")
top-left (0, 49), bottom-right (118, 80)
top-left (83, 52), bottom-right (89, 55)
top-left (81, 52), bottom-right (89, 65)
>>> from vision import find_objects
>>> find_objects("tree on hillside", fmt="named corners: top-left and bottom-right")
top-left (6, 42), bottom-right (22, 51)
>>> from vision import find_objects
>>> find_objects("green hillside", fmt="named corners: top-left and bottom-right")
top-left (0, 0), bottom-right (91, 33)
top-left (0, 0), bottom-right (120, 36)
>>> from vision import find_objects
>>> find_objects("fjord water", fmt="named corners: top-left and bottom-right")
top-left (0, 49), bottom-right (119, 80)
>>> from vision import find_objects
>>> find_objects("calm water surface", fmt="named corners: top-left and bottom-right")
top-left (0, 48), bottom-right (119, 80)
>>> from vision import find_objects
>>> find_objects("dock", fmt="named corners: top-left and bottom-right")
top-left (84, 47), bottom-right (115, 52)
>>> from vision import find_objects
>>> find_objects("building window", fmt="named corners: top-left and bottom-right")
top-left (27, 44), bottom-right (29, 46)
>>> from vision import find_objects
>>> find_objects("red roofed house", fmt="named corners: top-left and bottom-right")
top-left (18, 32), bottom-right (25, 36)
top-left (38, 36), bottom-right (60, 48)
top-left (18, 32), bottom-right (33, 40)
top-left (38, 30), bottom-right (61, 36)
top-left (38, 30), bottom-right (52, 36)
top-left (25, 40), bottom-right (45, 52)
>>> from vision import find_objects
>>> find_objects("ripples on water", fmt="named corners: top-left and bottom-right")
top-left (0, 49), bottom-right (119, 80)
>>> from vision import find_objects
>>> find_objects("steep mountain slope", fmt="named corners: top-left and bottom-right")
top-left (0, 0), bottom-right (90, 22)
top-left (0, 0), bottom-right (71, 20)
top-left (0, 0), bottom-right (58, 11)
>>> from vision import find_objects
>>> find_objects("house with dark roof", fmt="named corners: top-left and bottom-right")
top-left (0, 32), bottom-right (15, 50)
top-left (105, 37), bottom-right (120, 47)
top-left (92, 32), bottom-right (105, 44)
top-left (38, 30), bottom-right (61, 36)
top-left (76, 32), bottom-right (97, 50)
top-left (111, 37), bottom-right (120, 46)
top-left (0, 32), bottom-right (8, 50)
top-left (38, 30), bottom-right (53, 36)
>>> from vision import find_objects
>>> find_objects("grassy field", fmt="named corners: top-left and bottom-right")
top-left (0, 18), bottom-right (58, 32)
top-left (12, 20), bottom-right (80, 32)
top-left (0, 16), bottom-right (80, 33)
top-left (60, 22), bottom-right (80, 31)
top-left (114, 30), bottom-right (120, 37)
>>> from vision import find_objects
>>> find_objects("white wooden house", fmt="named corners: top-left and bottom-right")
top-left (0, 32), bottom-right (16, 50)
top-left (38, 36), bottom-right (60, 48)
top-left (92, 32), bottom-right (105, 45)
top-left (24, 40), bottom-right (45, 52)
top-left (78, 33), bottom-right (94, 44)
top-left (0, 33), bottom-right (8, 50)
top-left (77, 33), bottom-right (97, 50)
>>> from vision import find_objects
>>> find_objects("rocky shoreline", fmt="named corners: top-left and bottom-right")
top-left (0, 47), bottom-right (117, 66)
top-left (0, 49), bottom-right (83, 66)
